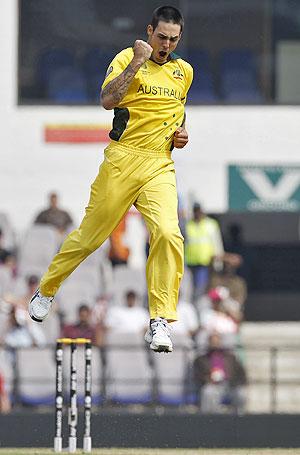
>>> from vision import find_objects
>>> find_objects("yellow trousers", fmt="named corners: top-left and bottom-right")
top-left (40, 142), bottom-right (184, 321)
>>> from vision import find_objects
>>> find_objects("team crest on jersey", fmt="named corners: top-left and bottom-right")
top-left (173, 69), bottom-right (184, 80)
top-left (140, 62), bottom-right (149, 75)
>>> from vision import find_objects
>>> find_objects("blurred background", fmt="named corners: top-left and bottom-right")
top-left (0, 0), bottom-right (300, 449)
top-left (18, 0), bottom-right (300, 105)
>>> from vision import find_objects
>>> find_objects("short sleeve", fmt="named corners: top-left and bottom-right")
top-left (181, 63), bottom-right (193, 105)
top-left (101, 48), bottom-right (133, 90)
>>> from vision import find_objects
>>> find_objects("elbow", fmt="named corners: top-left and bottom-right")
top-left (101, 100), bottom-right (114, 110)
top-left (100, 93), bottom-right (115, 110)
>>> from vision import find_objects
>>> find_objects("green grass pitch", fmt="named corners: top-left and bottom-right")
top-left (0, 449), bottom-right (300, 455)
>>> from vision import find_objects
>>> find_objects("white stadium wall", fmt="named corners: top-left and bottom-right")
top-left (1, 0), bottom-right (300, 236)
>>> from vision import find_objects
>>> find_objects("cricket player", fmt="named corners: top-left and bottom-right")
top-left (29, 5), bottom-right (193, 353)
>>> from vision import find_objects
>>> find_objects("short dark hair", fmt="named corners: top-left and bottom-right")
top-left (151, 6), bottom-right (184, 32)
top-left (126, 290), bottom-right (137, 299)
top-left (193, 202), bottom-right (202, 211)
top-left (78, 303), bottom-right (90, 313)
top-left (26, 274), bottom-right (39, 286)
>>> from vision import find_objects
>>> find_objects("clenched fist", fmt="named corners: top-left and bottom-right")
top-left (173, 127), bottom-right (189, 149)
top-left (133, 40), bottom-right (153, 64)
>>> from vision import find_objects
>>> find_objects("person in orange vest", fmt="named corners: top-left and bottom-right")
top-left (108, 217), bottom-right (130, 267)
top-left (185, 203), bottom-right (224, 302)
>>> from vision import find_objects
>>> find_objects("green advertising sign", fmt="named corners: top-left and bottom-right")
top-left (228, 165), bottom-right (300, 211)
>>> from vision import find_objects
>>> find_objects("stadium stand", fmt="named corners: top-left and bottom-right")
top-left (187, 48), bottom-right (218, 103)
top-left (188, 72), bottom-right (218, 103)
top-left (111, 265), bottom-right (147, 306)
top-left (82, 47), bottom-right (116, 101)
top-left (0, 211), bottom-right (299, 413)
top-left (32, 45), bottom-right (267, 104)
top-left (0, 212), bottom-right (16, 251)
top-left (153, 332), bottom-right (193, 405)
top-left (241, 322), bottom-right (300, 413)
top-left (18, 225), bottom-right (60, 277)
top-left (0, 267), bottom-right (14, 295)
top-left (0, 348), bottom-right (13, 398)
top-left (17, 347), bottom-right (55, 405)
top-left (55, 249), bottom-right (106, 323)
top-left (105, 332), bottom-right (152, 404)
top-left (219, 48), bottom-right (263, 103)
top-left (47, 67), bottom-right (89, 103)
top-left (36, 48), bottom-right (76, 96)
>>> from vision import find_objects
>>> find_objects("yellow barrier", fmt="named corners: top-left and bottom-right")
top-left (56, 338), bottom-right (91, 345)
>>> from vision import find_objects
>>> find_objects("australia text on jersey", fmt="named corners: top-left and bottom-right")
top-left (137, 84), bottom-right (182, 100)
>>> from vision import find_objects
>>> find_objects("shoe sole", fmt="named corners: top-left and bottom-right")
top-left (30, 314), bottom-right (43, 323)
top-left (150, 342), bottom-right (173, 353)
top-left (145, 329), bottom-right (173, 353)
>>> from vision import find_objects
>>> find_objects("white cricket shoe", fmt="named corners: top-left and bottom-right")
top-left (28, 289), bottom-right (54, 322)
top-left (144, 317), bottom-right (173, 353)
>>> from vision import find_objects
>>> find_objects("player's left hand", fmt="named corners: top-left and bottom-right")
top-left (174, 127), bottom-right (189, 149)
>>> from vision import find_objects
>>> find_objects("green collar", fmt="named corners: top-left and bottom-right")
top-left (169, 51), bottom-right (181, 60)
top-left (148, 51), bottom-right (181, 66)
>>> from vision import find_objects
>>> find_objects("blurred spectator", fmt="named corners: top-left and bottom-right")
top-left (193, 332), bottom-right (247, 414)
top-left (185, 203), bottom-right (224, 302)
top-left (34, 191), bottom-right (73, 235)
top-left (210, 259), bottom-right (247, 306)
top-left (3, 273), bottom-right (62, 345)
top-left (224, 223), bottom-right (252, 282)
top-left (197, 286), bottom-right (239, 349)
top-left (91, 295), bottom-right (109, 347)
top-left (61, 303), bottom-right (97, 344)
top-left (0, 253), bottom-right (17, 296)
top-left (105, 290), bottom-right (148, 334)
top-left (2, 252), bottom-right (17, 278)
top-left (108, 217), bottom-right (130, 267)
top-left (208, 286), bottom-right (242, 324)
top-left (0, 372), bottom-right (11, 413)
top-left (0, 229), bottom-right (16, 295)
top-left (5, 274), bottom-right (40, 310)
top-left (0, 228), bottom-right (11, 264)
top-left (2, 306), bottom-right (46, 348)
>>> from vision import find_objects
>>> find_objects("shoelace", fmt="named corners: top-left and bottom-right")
top-left (151, 319), bottom-right (171, 337)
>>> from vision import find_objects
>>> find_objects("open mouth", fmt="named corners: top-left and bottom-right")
top-left (159, 51), bottom-right (167, 58)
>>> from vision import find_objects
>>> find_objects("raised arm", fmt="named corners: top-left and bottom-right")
top-left (101, 40), bottom-right (153, 110)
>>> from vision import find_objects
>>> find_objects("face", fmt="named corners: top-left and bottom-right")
top-left (209, 333), bottom-right (222, 350)
top-left (193, 208), bottom-right (203, 221)
top-left (79, 308), bottom-right (90, 323)
top-left (27, 278), bottom-right (38, 293)
top-left (50, 193), bottom-right (58, 208)
top-left (147, 21), bottom-right (181, 64)
top-left (126, 294), bottom-right (136, 307)
top-left (212, 299), bottom-right (222, 311)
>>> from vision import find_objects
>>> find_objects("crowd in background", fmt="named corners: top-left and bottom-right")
top-left (0, 191), bottom-right (248, 414)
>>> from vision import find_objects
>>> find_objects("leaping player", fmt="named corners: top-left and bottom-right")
top-left (29, 6), bottom-right (193, 353)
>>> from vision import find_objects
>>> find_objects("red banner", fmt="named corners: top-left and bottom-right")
top-left (44, 124), bottom-right (110, 143)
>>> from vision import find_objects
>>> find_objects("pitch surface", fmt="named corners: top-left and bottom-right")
top-left (0, 449), bottom-right (300, 455)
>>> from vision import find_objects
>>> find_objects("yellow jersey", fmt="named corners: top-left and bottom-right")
top-left (101, 47), bottom-right (193, 151)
